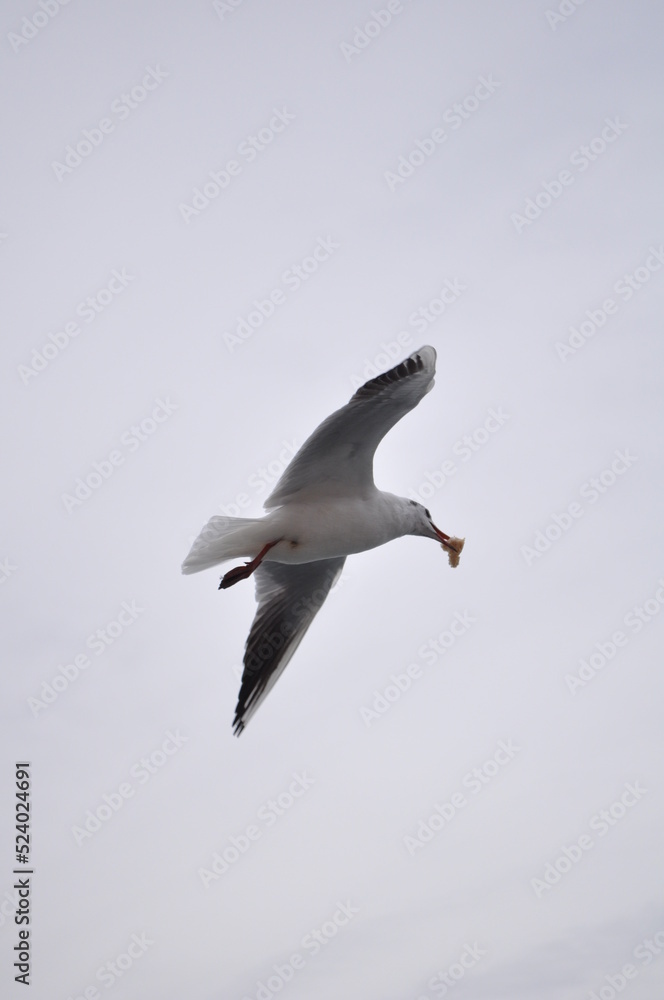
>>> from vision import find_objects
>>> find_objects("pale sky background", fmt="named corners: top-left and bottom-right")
top-left (2, 1), bottom-right (664, 998)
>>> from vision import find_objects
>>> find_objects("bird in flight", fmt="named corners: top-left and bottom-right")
top-left (182, 345), bottom-right (464, 734)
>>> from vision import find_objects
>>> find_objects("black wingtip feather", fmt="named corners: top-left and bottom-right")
top-left (350, 351), bottom-right (425, 404)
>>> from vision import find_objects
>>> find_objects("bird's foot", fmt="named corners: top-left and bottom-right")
top-left (219, 562), bottom-right (254, 589)
top-left (218, 539), bottom-right (282, 590)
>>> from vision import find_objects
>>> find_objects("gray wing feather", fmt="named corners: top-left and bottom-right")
top-left (264, 346), bottom-right (436, 509)
top-left (233, 557), bottom-right (345, 734)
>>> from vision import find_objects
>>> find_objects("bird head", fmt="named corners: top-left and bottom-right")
top-left (406, 500), bottom-right (465, 568)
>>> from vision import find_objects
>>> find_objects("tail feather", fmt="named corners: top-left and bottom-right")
top-left (182, 515), bottom-right (264, 574)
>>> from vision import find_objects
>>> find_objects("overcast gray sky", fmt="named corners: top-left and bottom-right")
top-left (2, 1), bottom-right (664, 998)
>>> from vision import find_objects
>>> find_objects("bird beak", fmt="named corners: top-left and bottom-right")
top-left (433, 524), bottom-right (451, 545)
top-left (432, 524), bottom-right (465, 568)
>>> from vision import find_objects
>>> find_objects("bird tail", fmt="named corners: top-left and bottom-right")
top-left (181, 515), bottom-right (266, 574)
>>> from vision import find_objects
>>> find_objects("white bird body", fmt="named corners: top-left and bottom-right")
top-left (182, 345), bottom-right (465, 734)
top-left (185, 492), bottom-right (425, 569)
top-left (264, 492), bottom-right (426, 563)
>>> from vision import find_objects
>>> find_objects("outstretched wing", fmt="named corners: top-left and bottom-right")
top-left (233, 557), bottom-right (345, 734)
top-left (264, 346), bottom-right (436, 509)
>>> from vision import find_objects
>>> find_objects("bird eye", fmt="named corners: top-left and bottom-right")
top-left (424, 508), bottom-right (431, 518)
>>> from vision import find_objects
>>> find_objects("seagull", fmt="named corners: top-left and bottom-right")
top-left (182, 345), bottom-right (464, 735)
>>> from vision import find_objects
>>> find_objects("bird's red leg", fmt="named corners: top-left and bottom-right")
top-left (218, 539), bottom-right (281, 590)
